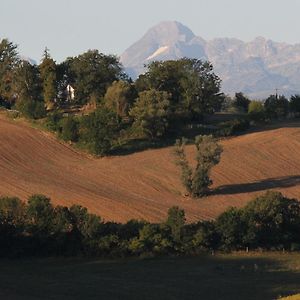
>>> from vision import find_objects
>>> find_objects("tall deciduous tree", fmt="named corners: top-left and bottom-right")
top-left (174, 135), bottom-right (223, 197)
top-left (136, 58), bottom-right (224, 121)
top-left (68, 50), bottom-right (125, 104)
top-left (39, 48), bottom-right (57, 109)
top-left (233, 92), bottom-right (250, 112)
top-left (166, 206), bottom-right (186, 242)
top-left (0, 39), bottom-right (19, 106)
top-left (14, 61), bottom-right (45, 119)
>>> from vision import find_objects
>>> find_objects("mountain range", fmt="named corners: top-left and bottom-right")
top-left (120, 21), bottom-right (300, 99)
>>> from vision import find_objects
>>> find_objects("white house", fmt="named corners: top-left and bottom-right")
top-left (66, 84), bottom-right (75, 101)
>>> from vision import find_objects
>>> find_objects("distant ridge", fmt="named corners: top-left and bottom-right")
top-left (20, 56), bottom-right (37, 65)
top-left (121, 21), bottom-right (300, 98)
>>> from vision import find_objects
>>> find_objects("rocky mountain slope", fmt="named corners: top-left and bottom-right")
top-left (121, 21), bottom-right (300, 98)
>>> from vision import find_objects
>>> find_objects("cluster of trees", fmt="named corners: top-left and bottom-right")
top-left (227, 92), bottom-right (300, 121)
top-left (0, 39), bottom-right (225, 155)
top-left (1, 191), bottom-right (300, 258)
top-left (0, 39), bottom-right (125, 112)
top-left (3, 38), bottom-right (300, 157)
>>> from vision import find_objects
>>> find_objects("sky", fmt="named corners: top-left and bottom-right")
top-left (1, 0), bottom-right (300, 62)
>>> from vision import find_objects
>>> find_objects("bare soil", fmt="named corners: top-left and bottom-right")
top-left (1, 115), bottom-right (300, 222)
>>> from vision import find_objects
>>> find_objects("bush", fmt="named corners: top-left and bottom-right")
top-left (248, 100), bottom-right (265, 122)
top-left (218, 118), bottom-right (250, 136)
top-left (16, 99), bottom-right (46, 119)
top-left (45, 111), bottom-right (63, 132)
top-left (59, 116), bottom-right (79, 142)
top-left (79, 107), bottom-right (120, 155)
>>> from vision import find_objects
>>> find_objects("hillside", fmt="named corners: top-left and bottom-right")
top-left (121, 21), bottom-right (300, 98)
top-left (1, 115), bottom-right (300, 222)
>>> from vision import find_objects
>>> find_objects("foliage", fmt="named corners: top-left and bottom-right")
top-left (166, 206), bottom-right (186, 242)
top-left (0, 39), bottom-right (19, 107)
top-left (14, 61), bottom-right (46, 119)
top-left (0, 197), bottom-right (25, 227)
top-left (45, 110), bottom-right (63, 131)
top-left (79, 106), bottom-right (120, 155)
top-left (264, 95), bottom-right (289, 119)
top-left (233, 92), bottom-right (250, 112)
top-left (39, 48), bottom-right (57, 109)
top-left (136, 58), bottom-right (224, 121)
top-left (104, 80), bottom-right (136, 118)
top-left (129, 89), bottom-right (170, 139)
top-left (26, 194), bottom-right (55, 235)
top-left (69, 205), bottom-right (102, 239)
top-left (192, 221), bottom-right (218, 251)
top-left (242, 191), bottom-right (300, 248)
top-left (218, 118), bottom-right (250, 136)
top-left (0, 191), bottom-right (300, 258)
top-left (248, 100), bottom-right (265, 121)
top-left (16, 99), bottom-right (46, 119)
top-left (215, 208), bottom-right (245, 250)
top-left (173, 137), bottom-right (193, 193)
top-left (289, 94), bottom-right (300, 116)
top-left (60, 116), bottom-right (79, 142)
top-left (174, 135), bottom-right (223, 197)
top-left (68, 50), bottom-right (125, 104)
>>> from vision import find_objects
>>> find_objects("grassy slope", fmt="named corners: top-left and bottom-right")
top-left (1, 114), bottom-right (300, 222)
top-left (280, 295), bottom-right (300, 300)
top-left (0, 253), bottom-right (299, 300)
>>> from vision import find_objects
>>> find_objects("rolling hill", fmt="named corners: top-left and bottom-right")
top-left (1, 114), bottom-right (300, 222)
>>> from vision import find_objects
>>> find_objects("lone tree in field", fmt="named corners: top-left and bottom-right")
top-left (174, 135), bottom-right (223, 197)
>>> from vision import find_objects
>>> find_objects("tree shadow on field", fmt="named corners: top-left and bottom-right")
top-left (0, 255), bottom-right (300, 300)
top-left (213, 175), bottom-right (300, 195)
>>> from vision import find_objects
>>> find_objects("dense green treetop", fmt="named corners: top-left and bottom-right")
top-left (129, 89), bottom-right (170, 139)
top-left (136, 58), bottom-right (224, 119)
top-left (0, 39), bottom-right (19, 104)
top-left (39, 48), bottom-right (57, 109)
top-left (104, 80), bottom-right (137, 118)
top-left (67, 50), bottom-right (125, 103)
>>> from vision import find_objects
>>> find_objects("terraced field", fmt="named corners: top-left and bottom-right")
top-left (1, 114), bottom-right (300, 222)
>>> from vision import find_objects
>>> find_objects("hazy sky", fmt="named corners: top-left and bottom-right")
top-left (1, 0), bottom-right (300, 62)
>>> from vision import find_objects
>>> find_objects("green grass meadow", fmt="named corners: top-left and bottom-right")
top-left (0, 253), bottom-right (300, 300)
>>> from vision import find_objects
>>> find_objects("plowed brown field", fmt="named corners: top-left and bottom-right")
top-left (1, 115), bottom-right (300, 222)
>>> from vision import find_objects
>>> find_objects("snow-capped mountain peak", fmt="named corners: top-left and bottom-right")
top-left (121, 21), bottom-right (300, 98)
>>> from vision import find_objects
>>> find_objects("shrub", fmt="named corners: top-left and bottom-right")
top-left (59, 116), bottom-right (79, 142)
top-left (79, 107), bottom-right (120, 155)
top-left (16, 98), bottom-right (46, 119)
top-left (45, 111), bottom-right (63, 131)
top-left (218, 118), bottom-right (250, 136)
top-left (248, 100), bottom-right (265, 122)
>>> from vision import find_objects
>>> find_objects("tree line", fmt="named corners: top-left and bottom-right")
top-left (226, 92), bottom-right (300, 121)
top-left (0, 39), bottom-right (224, 155)
top-left (2, 39), bottom-right (300, 156)
top-left (1, 191), bottom-right (300, 258)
